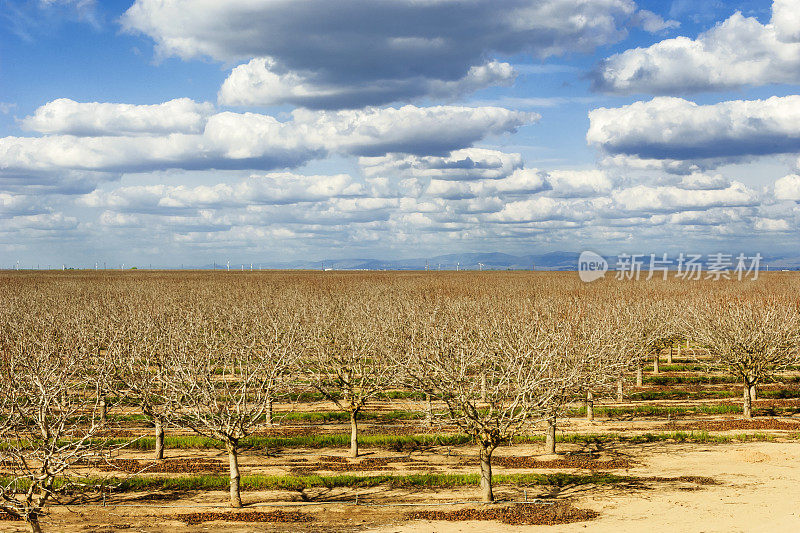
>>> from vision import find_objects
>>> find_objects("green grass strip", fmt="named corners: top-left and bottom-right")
top-left (8, 472), bottom-right (634, 493)
top-left (5, 429), bottom-right (790, 454)
top-left (568, 404), bottom-right (743, 418)
top-left (1, 472), bottom-right (634, 493)
top-left (114, 433), bottom-right (473, 451)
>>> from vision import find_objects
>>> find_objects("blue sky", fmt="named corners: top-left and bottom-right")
top-left (2, 0), bottom-right (800, 268)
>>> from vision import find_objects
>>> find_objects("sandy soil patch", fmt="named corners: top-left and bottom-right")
top-left (4, 441), bottom-right (799, 532)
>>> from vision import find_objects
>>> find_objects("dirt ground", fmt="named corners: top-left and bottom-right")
top-left (6, 438), bottom-right (799, 533)
top-left (370, 441), bottom-right (800, 533)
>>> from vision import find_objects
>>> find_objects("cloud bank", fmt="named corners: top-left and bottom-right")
top-left (2, 101), bottom-right (535, 178)
top-left (588, 96), bottom-right (800, 164)
top-left (122, 0), bottom-right (655, 108)
top-left (595, 0), bottom-right (800, 94)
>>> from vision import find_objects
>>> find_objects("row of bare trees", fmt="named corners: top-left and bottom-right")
top-left (0, 286), bottom-right (115, 532)
top-left (2, 272), bottom-right (800, 530)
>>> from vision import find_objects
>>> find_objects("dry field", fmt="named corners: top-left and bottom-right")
top-left (2, 271), bottom-right (800, 532)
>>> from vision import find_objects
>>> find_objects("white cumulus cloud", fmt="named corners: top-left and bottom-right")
top-left (219, 59), bottom-right (517, 109)
top-left (609, 182), bottom-right (758, 213)
top-left (773, 0), bottom-right (800, 42)
top-left (1, 104), bottom-right (534, 176)
top-left (547, 170), bottom-right (615, 197)
top-left (22, 98), bottom-right (215, 136)
top-left (122, 0), bottom-right (641, 108)
top-left (754, 217), bottom-right (791, 231)
top-left (360, 148), bottom-right (526, 181)
top-left (595, 1), bottom-right (800, 94)
top-left (587, 96), bottom-right (800, 164)
top-left (81, 173), bottom-right (363, 213)
top-left (774, 174), bottom-right (800, 200)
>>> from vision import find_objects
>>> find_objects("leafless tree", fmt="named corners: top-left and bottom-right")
top-left (0, 300), bottom-right (114, 533)
top-left (403, 297), bottom-right (598, 502)
top-left (161, 306), bottom-right (299, 507)
top-left (108, 306), bottom-right (173, 460)
top-left (535, 298), bottom-right (625, 453)
top-left (302, 296), bottom-right (399, 458)
top-left (690, 294), bottom-right (800, 418)
top-left (618, 298), bottom-right (679, 389)
top-left (569, 299), bottom-right (629, 424)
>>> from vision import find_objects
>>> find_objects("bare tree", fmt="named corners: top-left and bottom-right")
top-left (537, 298), bottom-right (625, 453)
top-left (303, 297), bottom-right (398, 458)
top-left (691, 294), bottom-right (800, 418)
top-left (573, 300), bottom-right (629, 424)
top-left (0, 300), bottom-right (113, 532)
top-left (162, 306), bottom-right (299, 507)
top-left (618, 298), bottom-right (679, 389)
top-left (404, 297), bottom-right (595, 502)
top-left (108, 306), bottom-right (173, 460)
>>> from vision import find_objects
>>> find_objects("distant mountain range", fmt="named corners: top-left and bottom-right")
top-left (204, 252), bottom-right (580, 271)
top-left (201, 251), bottom-right (800, 271)
top-left (296, 252), bottom-right (577, 271)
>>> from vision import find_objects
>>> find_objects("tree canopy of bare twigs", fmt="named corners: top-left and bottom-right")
top-left (302, 293), bottom-right (400, 458)
top-left (617, 296), bottom-right (682, 386)
top-left (160, 303), bottom-right (300, 507)
top-left (0, 293), bottom-right (114, 533)
top-left (690, 294), bottom-right (800, 418)
top-left (402, 295), bottom-right (622, 502)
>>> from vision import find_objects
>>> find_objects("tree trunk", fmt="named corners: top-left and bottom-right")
top-left (350, 411), bottom-right (359, 458)
top-left (636, 364), bottom-right (643, 387)
top-left (266, 398), bottom-right (274, 426)
top-left (545, 416), bottom-right (557, 454)
top-left (342, 371), bottom-right (351, 401)
top-left (750, 384), bottom-right (757, 402)
top-left (677, 343), bottom-right (681, 358)
top-left (479, 444), bottom-right (494, 503)
top-left (653, 353), bottom-right (660, 374)
top-left (616, 378), bottom-right (624, 402)
top-left (480, 371), bottom-right (487, 403)
top-left (667, 345), bottom-right (673, 365)
top-left (100, 398), bottom-right (107, 424)
top-left (586, 390), bottom-right (594, 422)
top-left (425, 393), bottom-right (433, 427)
top-left (743, 383), bottom-right (753, 419)
top-left (154, 417), bottom-right (165, 460)
top-left (226, 441), bottom-right (243, 508)
top-left (28, 514), bottom-right (43, 533)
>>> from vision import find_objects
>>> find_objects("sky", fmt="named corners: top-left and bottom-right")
top-left (1, 0), bottom-right (800, 268)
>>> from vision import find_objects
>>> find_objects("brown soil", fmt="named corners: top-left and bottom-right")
top-left (0, 510), bottom-right (22, 521)
top-left (641, 475), bottom-right (717, 485)
top-left (98, 458), bottom-right (224, 474)
top-left (173, 510), bottom-right (313, 524)
top-left (406, 502), bottom-right (599, 526)
top-left (478, 456), bottom-right (630, 469)
top-left (290, 456), bottom-right (412, 473)
top-left (6, 441), bottom-right (800, 532)
top-left (672, 419), bottom-right (800, 431)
